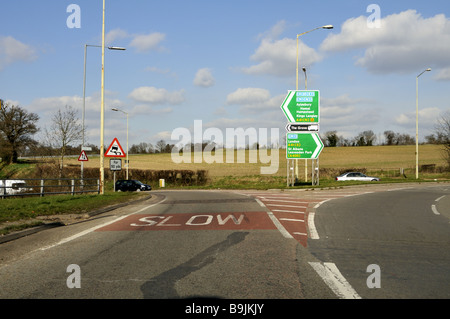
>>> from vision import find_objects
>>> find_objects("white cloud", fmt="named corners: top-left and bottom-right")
top-left (105, 28), bottom-right (129, 46)
top-left (241, 21), bottom-right (322, 77)
top-left (434, 67), bottom-right (450, 81)
top-left (0, 36), bottom-right (37, 70)
top-left (320, 10), bottom-right (450, 75)
top-left (395, 107), bottom-right (443, 126)
top-left (128, 86), bottom-right (185, 105)
top-left (193, 68), bottom-right (215, 87)
top-left (129, 32), bottom-right (166, 53)
top-left (242, 38), bottom-right (321, 77)
top-left (105, 29), bottom-right (167, 53)
top-left (226, 88), bottom-right (284, 113)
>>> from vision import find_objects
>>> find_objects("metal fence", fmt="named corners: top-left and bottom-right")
top-left (0, 178), bottom-right (100, 199)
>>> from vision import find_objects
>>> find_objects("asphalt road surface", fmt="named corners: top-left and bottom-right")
top-left (309, 184), bottom-right (450, 299)
top-left (0, 184), bottom-right (448, 301)
top-left (0, 190), bottom-right (332, 299)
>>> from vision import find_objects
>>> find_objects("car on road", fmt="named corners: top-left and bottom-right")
top-left (335, 172), bottom-right (380, 182)
top-left (115, 180), bottom-right (152, 192)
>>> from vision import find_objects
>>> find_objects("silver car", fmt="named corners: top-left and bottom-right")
top-left (336, 172), bottom-right (380, 181)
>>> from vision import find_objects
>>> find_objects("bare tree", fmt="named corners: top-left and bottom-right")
top-left (0, 103), bottom-right (39, 163)
top-left (44, 105), bottom-right (83, 177)
top-left (435, 111), bottom-right (450, 170)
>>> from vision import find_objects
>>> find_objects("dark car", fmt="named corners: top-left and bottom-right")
top-left (115, 180), bottom-right (152, 192)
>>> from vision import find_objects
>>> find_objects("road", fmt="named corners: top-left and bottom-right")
top-left (0, 183), bottom-right (448, 302)
top-left (308, 184), bottom-right (450, 299)
top-left (0, 190), bottom-right (331, 299)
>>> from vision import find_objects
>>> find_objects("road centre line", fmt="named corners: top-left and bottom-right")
top-left (39, 197), bottom-right (167, 251)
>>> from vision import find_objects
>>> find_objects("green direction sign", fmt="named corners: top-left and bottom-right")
top-left (286, 133), bottom-right (324, 159)
top-left (280, 90), bottom-right (320, 123)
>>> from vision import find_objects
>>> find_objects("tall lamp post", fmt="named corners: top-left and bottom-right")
top-left (111, 108), bottom-right (129, 180)
top-left (415, 68), bottom-right (431, 179)
top-left (82, 44), bottom-right (125, 182)
top-left (295, 25), bottom-right (333, 183)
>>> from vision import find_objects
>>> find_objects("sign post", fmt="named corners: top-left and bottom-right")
top-left (110, 159), bottom-right (122, 191)
top-left (281, 90), bottom-right (322, 186)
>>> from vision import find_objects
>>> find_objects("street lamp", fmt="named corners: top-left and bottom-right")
top-left (99, 0), bottom-right (128, 194)
top-left (81, 44), bottom-right (126, 182)
top-left (415, 68), bottom-right (431, 179)
top-left (295, 25), bottom-right (333, 184)
top-left (111, 108), bottom-right (129, 180)
top-left (296, 25), bottom-right (333, 90)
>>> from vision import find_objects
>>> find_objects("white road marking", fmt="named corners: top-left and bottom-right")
top-left (431, 205), bottom-right (440, 215)
top-left (39, 198), bottom-right (167, 251)
top-left (308, 212), bottom-right (319, 239)
top-left (272, 209), bottom-right (305, 214)
top-left (265, 204), bottom-right (307, 208)
top-left (309, 262), bottom-right (361, 299)
top-left (279, 218), bottom-right (304, 222)
top-left (256, 198), bottom-right (293, 239)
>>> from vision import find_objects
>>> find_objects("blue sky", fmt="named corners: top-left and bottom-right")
top-left (1, 0), bottom-right (449, 149)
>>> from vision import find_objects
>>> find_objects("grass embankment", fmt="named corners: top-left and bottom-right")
top-left (0, 191), bottom-right (147, 236)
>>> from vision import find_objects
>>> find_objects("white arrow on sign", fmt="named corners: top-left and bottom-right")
top-left (281, 91), bottom-right (296, 122)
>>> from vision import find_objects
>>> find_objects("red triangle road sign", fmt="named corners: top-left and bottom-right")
top-left (78, 150), bottom-right (89, 162)
top-left (105, 138), bottom-right (126, 158)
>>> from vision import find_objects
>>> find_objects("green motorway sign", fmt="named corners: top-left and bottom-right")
top-left (280, 90), bottom-right (320, 123)
top-left (286, 133), bottom-right (324, 159)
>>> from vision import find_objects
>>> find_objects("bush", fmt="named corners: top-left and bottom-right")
top-left (31, 164), bottom-right (209, 186)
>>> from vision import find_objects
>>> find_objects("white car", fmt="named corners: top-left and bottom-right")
top-left (336, 172), bottom-right (380, 182)
top-left (0, 180), bottom-right (29, 195)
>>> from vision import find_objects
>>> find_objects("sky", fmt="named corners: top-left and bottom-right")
top-left (1, 0), bottom-right (450, 150)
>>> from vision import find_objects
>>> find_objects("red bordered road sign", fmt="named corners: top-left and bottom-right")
top-left (105, 138), bottom-right (126, 158)
top-left (78, 150), bottom-right (89, 162)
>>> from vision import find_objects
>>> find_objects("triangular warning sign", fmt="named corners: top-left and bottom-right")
top-left (105, 138), bottom-right (126, 158)
top-left (78, 150), bottom-right (89, 162)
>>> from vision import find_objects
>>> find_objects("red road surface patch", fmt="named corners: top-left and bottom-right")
top-left (96, 212), bottom-right (276, 231)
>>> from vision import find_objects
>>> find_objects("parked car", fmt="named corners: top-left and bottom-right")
top-left (336, 172), bottom-right (380, 182)
top-left (115, 180), bottom-right (152, 192)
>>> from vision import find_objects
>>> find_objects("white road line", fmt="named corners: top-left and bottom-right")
top-left (431, 204), bottom-right (440, 215)
top-left (261, 199), bottom-right (309, 204)
top-left (256, 199), bottom-right (293, 239)
top-left (308, 212), bottom-right (319, 239)
top-left (435, 195), bottom-right (446, 202)
top-left (293, 232), bottom-right (307, 236)
top-left (265, 204), bottom-right (307, 208)
top-left (309, 199), bottom-right (331, 239)
top-left (39, 198), bottom-right (167, 251)
top-left (272, 209), bottom-right (305, 214)
top-left (309, 262), bottom-right (361, 299)
top-left (279, 218), bottom-right (304, 222)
